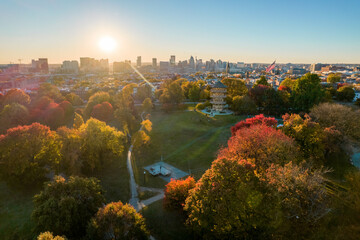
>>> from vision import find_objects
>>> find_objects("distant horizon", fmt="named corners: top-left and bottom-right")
top-left (1, 0), bottom-right (360, 64)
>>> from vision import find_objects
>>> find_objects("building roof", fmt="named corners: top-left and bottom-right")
top-left (213, 80), bottom-right (227, 88)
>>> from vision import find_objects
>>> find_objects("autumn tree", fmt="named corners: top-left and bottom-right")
top-left (135, 84), bottom-right (152, 102)
top-left (73, 112), bottom-right (84, 129)
top-left (84, 91), bottom-right (111, 118)
top-left (164, 176), bottom-right (195, 209)
top-left (87, 201), bottom-right (149, 240)
top-left (184, 157), bottom-right (278, 239)
top-left (37, 83), bottom-right (64, 102)
top-left (79, 118), bottom-right (125, 173)
top-left (32, 176), bottom-right (105, 239)
top-left (2, 88), bottom-right (31, 106)
top-left (222, 124), bottom-right (298, 172)
top-left (91, 101), bottom-right (114, 122)
top-left (336, 85), bottom-right (355, 102)
top-left (291, 73), bottom-right (324, 112)
top-left (280, 77), bottom-right (296, 90)
top-left (37, 232), bottom-right (66, 240)
top-left (231, 114), bottom-right (277, 136)
top-left (43, 102), bottom-right (65, 129)
top-left (0, 123), bottom-right (61, 185)
top-left (254, 75), bottom-right (270, 87)
top-left (188, 84), bottom-right (201, 102)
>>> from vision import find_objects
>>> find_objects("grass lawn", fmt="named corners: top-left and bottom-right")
top-left (0, 182), bottom-right (39, 240)
top-left (132, 109), bottom-right (246, 185)
top-left (141, 199), bottom-right (194, 240)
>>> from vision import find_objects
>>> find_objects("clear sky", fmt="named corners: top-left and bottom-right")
top-left (1, 0), bottom-right (359, 64)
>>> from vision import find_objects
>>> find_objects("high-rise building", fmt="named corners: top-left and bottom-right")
top-left (160, 61), bottom-right (170, 72)
top-left (170, 55), bottom-right (176, 66)
top-left (62, 60), bottom-right (79, 73)
top-left (152, 58), bottom-right (157, 67)
top-left (137, 56), bottom-right (141, 67)
top-left (189, 56), bottom-right (195, 70)
top-left (31, 58), bottom-right (49, 73)
top-left (113, 60), bottom-right (131, 73)
top-left (310, 63), bottom-right (324, 72)
top-left (80, 57), bottom-right (109, 73)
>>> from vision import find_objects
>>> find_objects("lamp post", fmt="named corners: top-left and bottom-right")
top-left (143, 171), bottom-right (146, 185)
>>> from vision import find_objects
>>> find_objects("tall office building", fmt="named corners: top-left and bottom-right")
top-left (189, 56), bottom-right (195, 70)
top-left (152, 58), bottom-right (157, 67)
top-left (62, 60), bottom-right (79, 73)
top-left (137, 56), bottom-right (141, 67)
top-left (31, 58), bottom-right (49, 73)
top-left (113, 60), bottom-right (131, 73)
top-left (170, 55), bottom-right (176, 66)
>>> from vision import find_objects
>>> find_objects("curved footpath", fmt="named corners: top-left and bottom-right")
top-left (126, 113), bottom-right (164, 212)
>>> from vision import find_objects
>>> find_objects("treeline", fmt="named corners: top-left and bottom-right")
top-left (164, 103), bottom-right (360, 239)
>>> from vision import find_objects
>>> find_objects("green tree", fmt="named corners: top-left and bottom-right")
top-left (37, 83), bottom-right (65, 102)
top-left (87, 201), bottom-right (149, 240)
top-left (0, 103), bottom-right (29, 132)
top-left (0, 123), bottom-right (61, 185)
top-left (188, 84), bottom-right (201, 102)
top-left (291, 73), bottom-right (324, 112)
top-left (327, 73), bottom-right (341, 84)
top-left (142, 98), bottom-right (153, 113)
top-left (336, 85), bottom-right (355, 102)
top-left (221, 78), bottom-right (248, 97)
top-left (231, 95), bottom-right (257, 115)
top-left (280, 77), bottom-right (296, 90)
top-left (32, 176), bottom-right (105, 239)
top-left (254, 75), bottom-right (270, 87)
top-left (79, 118), bottom-right (125, 173)
top-left (65, 93), bottom-right (83, 106)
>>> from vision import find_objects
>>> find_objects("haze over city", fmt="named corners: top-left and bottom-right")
top-left (1, 0), bottom-right (360, 64)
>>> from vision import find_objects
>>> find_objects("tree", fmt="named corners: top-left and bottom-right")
top-left (58, 101), bottom-right (74, 121)
top-left (231, 95), bottom-right (257, 115)
top-left (164, 176), bottom-right (195, 209)
top-left (249, 84), bottom-right (271, 108)
top-left (254, 75), bottom-right (270, 87)
top-left (291, 73), bottom-right (324, 112)
top-left (87, 201), bottom-right (149, 240)
top-left (0, 103), bottom-right (29, 132)
top-left (336, 85), bottom-right (355, 102)
top-left (231, 114), bottom-right (277, 136)
top-left (221, 78), bottom-right (248, 97)
top-left (43, 102), bottom-right (65, 129)
top-left (73, 112), bottom-right (84, 129)
top-left (327, 73), bottom-right (341, 84)
top-left (188, 84), bottom-right (201, 102)
top-left (310, 103), bottom-right (360, 141)
top-left (79, 118), bottom-right (125, 173)
top-left (0, 123), bottom-right (61, 185)
top-left (65, 93), bottom-right (83, 106)
top-left (282, 114), bottom-right (327, 163)
top-left (84, 92), bottom-right (111, 118)
top-left (2, 88), bottom-right (31, 106)
top-left (280, 78), bottom-right (296, 90)
top-left (37, 83), bottom-right (64, 102)
top-left (57, 127), bottom-right (82, 175)
top-left (263, 162), bottom-right (330, 238)
top-left (222, 124), bottom-right (298, 172)
top-left (141, 119), bottom-right (152, 133)
top-left (142, 98), bottom-right (153, 113)
top-left (199, 89), bottom-right (210, 100)
top-left (32, 176), bottom-right (105, 239)
top-left (37, 232), bottom-right (66, 240)
top-left (184, 157), bottom-right (278, 239)
top-left (91, 101), bottom-right (114, 122)
top-left (135, 84), bottom-right (152, 102)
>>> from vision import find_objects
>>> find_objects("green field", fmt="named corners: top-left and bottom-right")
top-left (132, 110), bottom-right (245, 185)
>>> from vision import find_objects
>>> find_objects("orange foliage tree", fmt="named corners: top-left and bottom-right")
top-left (164, 176), bottom-right (196, 209)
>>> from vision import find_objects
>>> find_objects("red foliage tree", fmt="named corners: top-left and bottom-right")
top-left (221, 124), bottom-right (298, 173)
top-left (90, 101), bottom-right (113, 122)
top-left (278, 85), bottom-right (290, 92)
top-left (231, 114), bottom-right (278, 136)
top-left (59, 100), bottom-right (74, 119)
top-left (164, 176), bottom-right (196, 209)
top-left (43, 102), bottom-right (65, 129)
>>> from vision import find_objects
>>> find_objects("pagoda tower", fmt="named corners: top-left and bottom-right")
top-left (210, 81), bottom-right (227, 112)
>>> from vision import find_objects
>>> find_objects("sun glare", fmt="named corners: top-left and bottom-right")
top-left (98, 36), bottom-right (116, 52)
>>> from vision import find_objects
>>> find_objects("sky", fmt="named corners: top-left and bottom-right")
top-left (0, 0), bottom-right (360, 64)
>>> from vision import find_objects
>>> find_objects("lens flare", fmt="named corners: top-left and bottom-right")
top-left (98, 36), bottom-right (116, 52)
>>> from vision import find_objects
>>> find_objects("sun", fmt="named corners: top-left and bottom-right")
top-left (98, 36), bottom-right (117, 52)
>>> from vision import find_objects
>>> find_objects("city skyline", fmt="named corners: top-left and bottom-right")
top-left (1, 0), bottom-right (360, 64)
